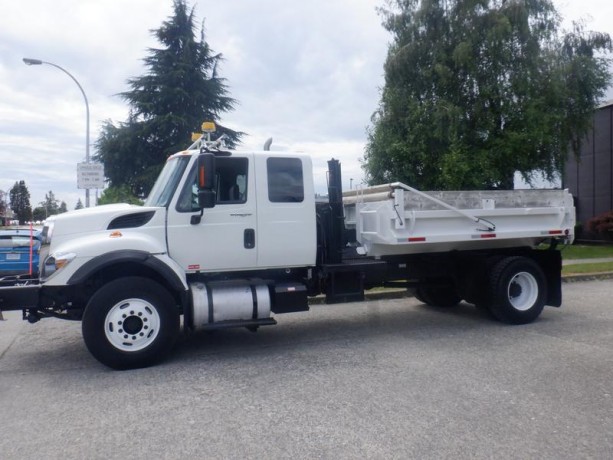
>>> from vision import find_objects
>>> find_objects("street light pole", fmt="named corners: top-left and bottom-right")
top-left (23, 58), bottom-right (91, 207)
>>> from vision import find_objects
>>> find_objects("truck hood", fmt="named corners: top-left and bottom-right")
top-left (45, 204), bottom-right (164, 246)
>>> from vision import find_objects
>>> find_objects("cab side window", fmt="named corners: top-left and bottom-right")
top-left (216, 157), bottom-right (248, 204)
top-left (177, 157), bottom-right (248, 212)
top-left (267, 157), bottom-right (304, 203)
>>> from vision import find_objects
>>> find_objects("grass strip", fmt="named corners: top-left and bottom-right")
top-left (559, 244), bottom-right (613, 259)
top-left (562, 262), bottom-right (613, 275)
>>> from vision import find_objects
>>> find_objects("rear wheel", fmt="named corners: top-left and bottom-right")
top-left (488, 257), bottom-right (547, 324)
top-left (82, 277), bottom-right (180, 370)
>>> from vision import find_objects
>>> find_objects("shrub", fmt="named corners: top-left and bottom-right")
top-left (586, 211), bottom-right (613, 241)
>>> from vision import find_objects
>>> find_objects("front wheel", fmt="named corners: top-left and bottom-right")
top-left (82, 277), bottom-right (180, 370)
top-left (489, 257), bottom-right (547, 325)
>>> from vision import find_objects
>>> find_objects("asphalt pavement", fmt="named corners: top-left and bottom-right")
top-left (1, 280), bottom-right (612, 459)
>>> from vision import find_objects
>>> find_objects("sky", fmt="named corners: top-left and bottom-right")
top-left (1, 0), bottom-right (613, 210)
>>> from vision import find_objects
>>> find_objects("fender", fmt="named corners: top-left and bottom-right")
top-left (67, 250), bottom-right (187, 294)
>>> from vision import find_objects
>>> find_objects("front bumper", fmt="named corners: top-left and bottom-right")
top-left (0, 284), bottom-right (40, 311)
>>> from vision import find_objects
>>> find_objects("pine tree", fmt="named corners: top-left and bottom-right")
top-left (9, 181), bottom-right (32, 225)
top-left (365, 0), bottom-right (612, 190)
top-left (32, 190), bottom-right (65, 221)
top-left (95, 0), bottom-right (239, 198)
top-left (75, 198), bottom-right (84, 210)
top-left (0, 190), bottom-right (6, 217)
top-left (43, 190), bottom-right (60, 215)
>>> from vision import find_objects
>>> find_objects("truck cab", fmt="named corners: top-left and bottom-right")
top-left (37, 148), bottom-right (317, 287)
top-left (158, 151), bottom-right (317, 272)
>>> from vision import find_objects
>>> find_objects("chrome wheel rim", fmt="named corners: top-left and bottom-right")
top-left (507, 272), bottom-right (538, 311)
top-left (104, 298), bottom-right (160, 352)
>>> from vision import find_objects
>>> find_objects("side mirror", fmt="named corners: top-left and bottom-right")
top-left (197, 153), bottom-right (216, 209)
top-left (198, 190), bottom-right (216, 209)
top-left (191, 153), bottom-right (217, 225)
top-left (198, 153), bottom-right (216, 189)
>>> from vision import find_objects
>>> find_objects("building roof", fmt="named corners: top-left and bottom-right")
top-left (597, 99), bottom-right (613, 109)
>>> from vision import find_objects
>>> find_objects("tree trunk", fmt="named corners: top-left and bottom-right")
top-left (499, 174), bottom-right (515, 190)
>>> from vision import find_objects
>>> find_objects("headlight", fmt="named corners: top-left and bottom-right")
top-left (42, 252), bottom-right (76, 278)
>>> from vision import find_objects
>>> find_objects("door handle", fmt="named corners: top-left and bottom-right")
top-left (244, 229), bottom-right (255, 249)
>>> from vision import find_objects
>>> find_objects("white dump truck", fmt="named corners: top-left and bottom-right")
top-left (0, 127), bottom-right (575, 369)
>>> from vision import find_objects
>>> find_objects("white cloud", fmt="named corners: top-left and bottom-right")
top-left (0, 0), bottom-right (611, 210)
top-left (0, 0), bottom-right (390, 208)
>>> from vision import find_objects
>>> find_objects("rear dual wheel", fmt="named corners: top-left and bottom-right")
top-left (488, 257), bottom-right (547, 325)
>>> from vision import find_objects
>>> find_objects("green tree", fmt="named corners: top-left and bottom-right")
top-left (42, 190), bottom-right (60, 216)
top-left (95, 0), bottom-right (240, 198)
top-left (32, 207), bottom-right (46, 222)
top-left (32, 191), bottom-right (67, 221)
top-left (75, 198), bottom-right (84, 210)
top-left (97, 185), bottom-right (143, 206)
top-left (9, 181), bottom-right (32, 225)
top-left (365, 0), bottom-right (612, 190)
top-left (0, 190), bottom-right (6, 217)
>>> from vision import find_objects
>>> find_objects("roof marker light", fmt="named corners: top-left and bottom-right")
top-left (201, 122), bottom-right (216, 133)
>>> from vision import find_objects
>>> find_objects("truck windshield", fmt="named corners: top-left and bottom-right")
top-left (144, 156), bottom-right (191, 207)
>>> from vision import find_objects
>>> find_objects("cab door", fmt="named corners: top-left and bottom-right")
top-left (166, 154), bottom-right (257, 272)
top-left (254, 155), bottom-right (317, 268)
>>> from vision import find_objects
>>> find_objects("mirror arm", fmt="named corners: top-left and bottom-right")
top-left (191, 209), bottom-right (204, 225)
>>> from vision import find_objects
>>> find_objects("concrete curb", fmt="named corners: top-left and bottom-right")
top-left (561, 272), bottom-right (613, 283)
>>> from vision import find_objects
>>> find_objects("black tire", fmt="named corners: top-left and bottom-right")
top-left (415, 286), bottom-right (462, 308)
top-left (414, 287), bottom-right (428, 304)
top-left (488, 256), bottom-right (547, 325)
top-left (82, 277), bottom-right (180, 370)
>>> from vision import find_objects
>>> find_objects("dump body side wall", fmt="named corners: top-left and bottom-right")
top-left (344, 185), bottom-right (575, 257)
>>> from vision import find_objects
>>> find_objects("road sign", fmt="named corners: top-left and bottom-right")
top-left (77, 163), bottom-right (104, 189)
